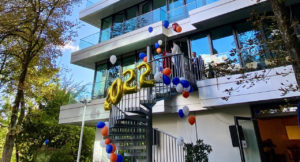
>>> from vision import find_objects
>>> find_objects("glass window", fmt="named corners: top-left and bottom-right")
top-left (106, 59), bottom-right (121, 90)
top-left (153, 0), bottom-right (167, 22)
top-left (139, 2), bottom-right (152, 28)
top-left (186, 0), bottom-right (197, 11)
top-left (93, 63), bottom-right (107, 98)
top-left (236, 22), bottom-right (266, 70)
top-left (112, 12), bottom-right (124, 38)
top-left (124, 6), bottom-right (138, 33)
top-left (100, 17), bottom-right (112, 42)
top-left (169, 0), bottom-right (184, 10)
top-left (153, 0), bottom-right (166, 10)
top-left (122, 55), bottom-right (136, 72)
top-left (190, 34), bottom-right (211, 64)
top-left (168, 0), bottom-right (185, 22)
top-left (211, 25), bottom-right (238, 64)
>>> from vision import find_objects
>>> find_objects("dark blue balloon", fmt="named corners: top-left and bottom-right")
top-left (45, 139), bottom-right (49, 145)
top-left (189, 86), bottom-right (193, 93)
top-left (180, 80), bottom-right (190, 88)
top-left (155, 42), bottom-right (159, 49)
top-left (178, 109), bottom-right (184, 118)
top-left (163, 20), bottom-right (169, 29)
top-left (148, 26), bottom-right (153, 33)
top-left (96, 121), bottom-right (105, 129)
top-left (163, 75), bottom-right (170, 85)
top-left (159, 66), bottom-right (163, 72)
top-left (172, 77), bottom-right (180, 85)
top-left (106, 144), bottom-right (113, 153)
top-left (117, 154), bottom-right (124, 162)
top-left (139, 52), bottom-right (146, 59)
top-left (297, 102), bottom-right (300, 129)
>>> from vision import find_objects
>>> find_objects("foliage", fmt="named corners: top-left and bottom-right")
top-left (15, 86), bottom-right (95, 162)
top-left (184, 139), bottom-right (212, 162)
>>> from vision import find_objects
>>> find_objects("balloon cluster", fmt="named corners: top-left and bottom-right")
top-left (176, 136), bottom-right (184, 146)
top-left (172, 77), bottom-right (193, 98)
top-left (97, 121), bottom-right (123, 162)
top-left (172, 23), bottom-right (182, 33)
top-left (139, 52), bottom-right (147, 62)
top-left (177, 106), bottom-right (196, 125)
top-left (155, 40), bottom-right (163, 54)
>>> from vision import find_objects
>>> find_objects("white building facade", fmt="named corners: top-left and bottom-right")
top-left (59, 0), bottom-right (300, 161)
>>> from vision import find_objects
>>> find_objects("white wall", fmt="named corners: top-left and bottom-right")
top-left (153, 104), bottom-right (251, 162)
top-left (93, 127), bottom-right (110, 162)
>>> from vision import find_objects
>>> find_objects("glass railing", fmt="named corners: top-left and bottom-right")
top-left (86, 0), bottom-right (102, 8)
top-left (68, 83), bottom-right (94, 104)
top-left (79, 0), bottom-right (220, 49)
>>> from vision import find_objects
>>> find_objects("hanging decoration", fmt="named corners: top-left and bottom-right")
top-left (105, 122), bottom-right (109, 128)
top-left (156, 47), bottom-right (162, 54)
top-left (172, 23), bottom-right (179, 31)
top-left (182, 91), bottom-right (190, 98)
top-left (176, 136), bottom-right (184, 146)
top-left (188, 115), bottom-right (196, 125)
top-left (143, 56), bottom-right (147, 62)
top-left (137, 62), bottom-right (155, 88)
top-left (163, 20), bottom-right (169, 29)
top-left (148, 26), bottom-right (153, 33)
top-left (106, 144), bottom-right (113, 153)
top-left (110, 55), bottom-right (117, 65)
top-left (110, 153), bottom-right (117, 161)
top-left (44, 139), bottom-right (49, 145)
top-left (155, 42), bottom-right (160, 49)
top-left (176, 84), bottom-right (183, 93)
top-left (176, 26), bottom-right (182, 33)
top-left (111, 143), bottom-right (116, 153)
top-left (123, 69), bottom-right (137, 94)
top-left (162, 67), bottom-right (171, 76)
top-left (101, 126), bottom-right (109, 137)
top-left (183, 86), bottom-right (191, 92)
top-left (105, 138), bottom-right (111, 145)
top-left (163, 75), bottom-right (171, 85)
top-left (180, 80), bottom-right (190, 88)
top-left (154, 72), bottom-right (163, 82)
top-left (178, 109), bottom-right (185, 118)
top-left (100, 140), bottom-right (106, 147)
top-left (172, 77), bottom-right (180, 85)
top-left (117, 154), bottom-right (124, 162)
top-left (139, 52), bottom-right (147, 59)
top-left (182, 106), bottom-right (189, 116)
top-left (96, 121), bottom-right (105, 129)
top-left (189, 86), bottom-right (194, 93)
top-left (158, 40), bottom-right (163, 45)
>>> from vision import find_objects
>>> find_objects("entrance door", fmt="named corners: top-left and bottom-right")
top-left (234, 116), bottom-right (262, 162)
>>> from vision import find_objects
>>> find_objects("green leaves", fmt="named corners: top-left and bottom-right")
top-left (184, 139), bottom-right (212, 162)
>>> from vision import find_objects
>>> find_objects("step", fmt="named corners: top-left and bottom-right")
top-left (125, 107), bottom-right (149, 115)
top-left (111, 138), bottom-right (146, 142)
top-left (117, 145), bottom-right (146, 150)
top-left (124, 152), bottom-right (147, 157)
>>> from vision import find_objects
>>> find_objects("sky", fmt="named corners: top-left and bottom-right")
top-left (57, 0), bottom-right (99, 86)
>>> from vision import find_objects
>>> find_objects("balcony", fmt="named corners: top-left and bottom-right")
top-left (85, 0), bottom-right (102, 8)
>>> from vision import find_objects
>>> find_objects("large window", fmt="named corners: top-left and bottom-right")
top-left (93, 63), bottom-right (107, 98)
top-left (190, 34), bottom-right (211, 64)
top-left (105, 59), bottom-right (121, 91)
top-left (124, 6), bottom-right (138, 33)
top-left (100, 17), bottom-right (112, 42)
top-left (112, 12), bottom-right (125, 38)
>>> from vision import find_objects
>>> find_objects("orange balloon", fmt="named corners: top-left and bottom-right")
top-left (143, 56), bottom-right (147, 62)
top-left (182, 91), bottom-right (189, 98)
top-left (111, 143), bottom-right (116, 153)
top-left (101, 126), bottom-right (108, 137)
top-left (188, 115), bottom-right (196, 125)
top-left (110, 153), bottom-right (117, 162)
top-left (162, 68), bottom-right (171, 76)
top-left (176, 26), bottom-right (182, 33)
top-left (156, 47), bottom-right (162, 54)
top-left (105, 138), bottom-right (110, 145)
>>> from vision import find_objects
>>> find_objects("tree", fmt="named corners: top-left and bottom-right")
top-left (184, 139), bottom-right (212, 162)
top-left (0, 0), bottom-right (78, 161)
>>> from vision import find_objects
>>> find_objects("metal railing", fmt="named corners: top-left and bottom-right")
top-left (153, 128), bottom-right (186, 162)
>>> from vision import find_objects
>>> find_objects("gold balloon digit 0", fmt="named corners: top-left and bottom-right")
top-left (110, 78), bottom-right (123, 105)
top-left (123, 69), bottom-right (137, 94)
top-left (137, 62), bottom-right (155, 88)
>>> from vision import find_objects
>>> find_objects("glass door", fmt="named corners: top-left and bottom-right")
top-left (234, 116), bottom-right (262, 162)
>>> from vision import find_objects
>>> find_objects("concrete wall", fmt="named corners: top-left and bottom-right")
top-left (153, 104), bottom-right (251, 162)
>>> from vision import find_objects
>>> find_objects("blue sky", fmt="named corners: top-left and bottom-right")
top-left (57, 1), bottom-right (98, 86)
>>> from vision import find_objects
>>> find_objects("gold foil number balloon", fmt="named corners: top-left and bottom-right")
top-left (137, 62), bottom-right (155, 88)
top-left (104, 87), bottom-right (112, 110)
top-left (110, 78), bottom-right (123, 105)
top-left (123, 69), bottom-right (137, 94)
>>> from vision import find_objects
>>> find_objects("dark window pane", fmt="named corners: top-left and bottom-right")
top-left (93, 63), bottom-right (107, 98)
top-left (124, 6), bottom-right (138, 33)
top-left (100, 17), bottom-right (112, 42)
top-left (112, 12), bottom-right (124, 38)
top-left (153, 0), bottom-right (166, 10)
top-left (106, 60), bottom-right (121, 90)
top-left (122, 55), bottom-right (136, 71)
top-left (211, 25), bottom-right (238, 64)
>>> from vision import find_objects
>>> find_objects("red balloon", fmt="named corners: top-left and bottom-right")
top-left (162, 68), bottom-right (171, 76)
top-left (105, 138), bottom-right (110, 145)
top-left (101, 126), bottom-right (108, 137)
top-left (172, 23), bottom-right (179, 31)
top-left (182, 91), bottom-right (189, 98)
top-left (143, 56), bottom-right (147, 62)
top-left (110, 153), bottom-right (117, 162)
top-left (176, 26), bottom-right (182, 33)
top-left (188, 115), bottom-right (196, 125)
top-left (111, 143), bottom-right (116, 153)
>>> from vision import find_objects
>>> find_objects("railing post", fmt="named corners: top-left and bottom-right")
top-left (146, 45), bottom-right (153, 162)
top-left (181, 54), bottom-right (186, 79)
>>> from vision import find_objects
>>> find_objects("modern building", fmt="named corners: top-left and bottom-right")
top-left (59, 0), bottom-right (300, 161)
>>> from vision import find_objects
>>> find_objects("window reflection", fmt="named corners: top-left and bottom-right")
top-left (100, 17), bottom-right (112, 42)
top-left (112, 12), bottom-right (124, 38)
top-left (93, 63), bottom-right (107, 98)
top-left (124, 6), bottom-right (138, 33)
top-left (105, 59), bottom-right (121, 91)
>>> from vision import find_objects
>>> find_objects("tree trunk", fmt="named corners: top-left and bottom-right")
top-left (1, 61), bottom-right (28, 162)
top-left (270, 0), bottom-right (300, 87)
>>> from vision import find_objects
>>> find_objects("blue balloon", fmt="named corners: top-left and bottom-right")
top-left (163, 75), bottom-right (170, 85)
top-left (96, 121), bottom-right (105, 129)
top-left (178, 109), bottom-right (184, 118)
top-left (148, 26), bottom-right (153, 33)
top-left (172, 77), bottom-right (180, 85)
top-left (45, 139), bottom-right (49, 145)
top-left (180, 80), bottom-right (190, 88)
top-left (163, 20), bottom-right (169, 29)
top-left (139, 52), bottom-right (146, 59)
top-left (106, 144), bottom-right (113, 153)
top-left (189, 86), bottom-right (194, 93)
top-left (297, 102), bottom-right (300, 129)
top-left (117, 154), bottom-right (124, 162)
top-left (159, 66), bottom-right (163, 72)
top-left (155, 42), bottom-right (159, 49)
